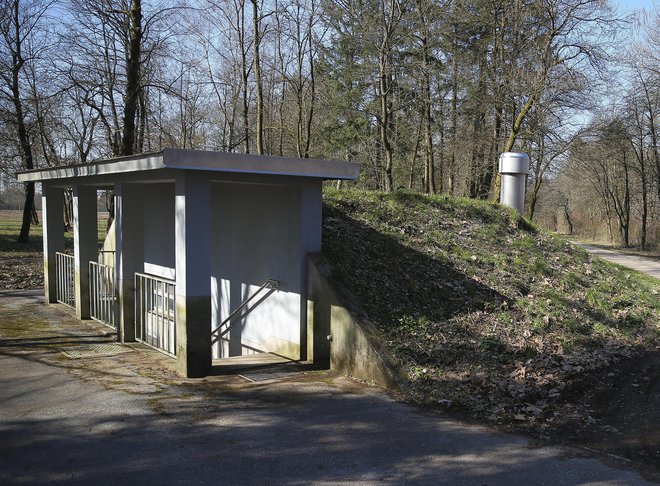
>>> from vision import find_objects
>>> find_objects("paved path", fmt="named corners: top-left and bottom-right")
top-left (0, 291), bottom-right (657, 485)
top-left (572, 242), bottom-right (660, 279)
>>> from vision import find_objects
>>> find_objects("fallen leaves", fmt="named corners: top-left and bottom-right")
top-left (0, 254), bottom-right (43, 289)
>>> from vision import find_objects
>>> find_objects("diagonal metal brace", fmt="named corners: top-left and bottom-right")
top-left (210, 279), bottom-right (279, 345)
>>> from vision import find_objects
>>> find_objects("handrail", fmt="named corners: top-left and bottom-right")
top-left (210, 279), bottom-right (279, 345)
top-left (134, 271), bottom-right (175, 286)
top-left (97, 249), bottom-right (115, 267)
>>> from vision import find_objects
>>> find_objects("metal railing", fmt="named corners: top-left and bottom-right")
top-left (55, 252), bottom-right (75, 308)
top-left (97, 249), bottom-right (115, 267)
top-left (210, 279), bottom-right (279, 345)
top-left (89, 261), bottom-right (116, 329)
top-left (135, 272), bottom-right (176, 357)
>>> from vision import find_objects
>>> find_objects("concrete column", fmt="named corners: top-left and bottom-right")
top-left (499, 152), bottom-right (530, 214)
top-left (73, 185), bottom-right (98, 319)
top-left (115, 183), bottom-right (144, 342)
top-left (42, 186), bottom-right (65, 304)
top-left (175, 172), bottom-right (212, 378)
top-left (300, 179), bottom-right (322, 361)
top-left (300, 179), bottom-right (322, 254)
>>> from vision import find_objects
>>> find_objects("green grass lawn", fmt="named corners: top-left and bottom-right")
top-left (0, 211), bottom-right (48, 252)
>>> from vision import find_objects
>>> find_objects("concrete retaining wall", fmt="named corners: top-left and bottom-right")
top-left (306, 255), bottom-right (405, 390)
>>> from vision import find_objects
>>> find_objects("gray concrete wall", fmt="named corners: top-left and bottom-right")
top-left (306, 255), bottom-right (405, 390)
top-left (211, 182), bottom-right (303, 359)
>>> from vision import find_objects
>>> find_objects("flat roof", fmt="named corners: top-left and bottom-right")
top-left (16, 148), bottom-right (359, 182)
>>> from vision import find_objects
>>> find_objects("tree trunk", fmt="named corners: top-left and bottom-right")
top-left (640, 75), bottom-right (660, 202)
top-left (64, 189), bottom-right (73, 230)
top-left (528, 140), bottom-right (545, 221)
top-left (303, 6), bottom-right (316, 159)
top-left (492, 95), bottom-right (535, 200)
top-left (8, 0), bottom-right (35, 243)
top-left (379, 54), bottom-right (394, 192)
top-left (120, 0), bottom-right (142, 156)
top-left (18, 184), bottom-right (35, 243)
top-left (252, 0), bottom-right (264, 155)
top-left (563, 205), bottom-right (573, 235)
top-left (235, 0), bottom-right (250, 154)
top-left (421, 41), bottom-right (435, 194)
top-left (137, 88), bottom-right (147, 153)
top-left (409, 121), bottom-right (423, 190)
top-left (630, 123), bottom-right (649, 250)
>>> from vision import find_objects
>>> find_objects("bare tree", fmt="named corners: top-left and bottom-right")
top-left (493, 0), bottom-right (617, 199)
top-left (251, 0), bottom-right (265, 154)
top-left (413, 0), bottom-right (436, 194)
top-left (0, 0), bottom-right (52, 242)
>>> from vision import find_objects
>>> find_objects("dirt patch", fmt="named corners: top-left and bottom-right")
top-left (0, 253), bottom-right (43, 289)
top-left (546, 349), bottom-right (660, 479)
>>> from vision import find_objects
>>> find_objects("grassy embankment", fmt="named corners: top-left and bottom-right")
top-left (321, 188), bottom-right (659, 426)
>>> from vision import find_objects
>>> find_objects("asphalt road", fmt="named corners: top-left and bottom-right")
top-left (0, 290), bottom-right (656, 485)
top-left (572, 242), bottom-right (660, 279)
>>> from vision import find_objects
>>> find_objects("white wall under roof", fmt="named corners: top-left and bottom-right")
top-left (130, 175), bottom-right (320, 360)
top-left (142, 183), bottom-right (176, 280)
top-left (211, 182), bottom-right (303, 359)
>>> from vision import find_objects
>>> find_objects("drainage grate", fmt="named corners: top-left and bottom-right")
top-left (239, 367), bottom-right (301, 383)
top-left (60, 343), bottom-right (132, 359)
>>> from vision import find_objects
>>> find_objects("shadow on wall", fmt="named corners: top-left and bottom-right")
top-left (307, 255), bottom-right (406, 389)
top-left (321, 205), bottom-right (506, 325)
top-left (211, 182), bottom-right (302, 361)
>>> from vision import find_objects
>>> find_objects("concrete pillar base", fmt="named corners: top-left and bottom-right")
top-left (176, 295), bottom-right (212, 378)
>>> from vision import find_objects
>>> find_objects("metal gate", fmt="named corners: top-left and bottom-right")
top-left (89, 261), bottom-right (117, 329)
top-left (55, 252), bottom-right (75, 308)
top-left (135, 272), bottom-right (176, 356)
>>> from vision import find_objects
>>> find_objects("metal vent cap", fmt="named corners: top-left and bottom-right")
top-left (498, 152), bottom-right (530, 174)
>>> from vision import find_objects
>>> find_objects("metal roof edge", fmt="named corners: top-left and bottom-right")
top-left (16, 149), bottom-right (359, 182)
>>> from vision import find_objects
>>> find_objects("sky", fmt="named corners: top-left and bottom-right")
top-left (616, 0), bottom-right (657, 12)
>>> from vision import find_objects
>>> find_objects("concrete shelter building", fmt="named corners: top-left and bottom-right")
top-left (18, 149), bottom-right (359, 377)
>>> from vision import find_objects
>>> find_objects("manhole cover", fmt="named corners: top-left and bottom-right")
top-left (61, 343), bottom-right (132, 359)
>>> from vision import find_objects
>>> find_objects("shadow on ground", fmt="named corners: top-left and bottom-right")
top-left (1, 349), bottom-right (655, 485)
top-left (0, 291), bottom-right (656, 485)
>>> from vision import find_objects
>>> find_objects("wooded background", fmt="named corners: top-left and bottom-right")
top-left (1, 0), bottom-right (658, 248)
